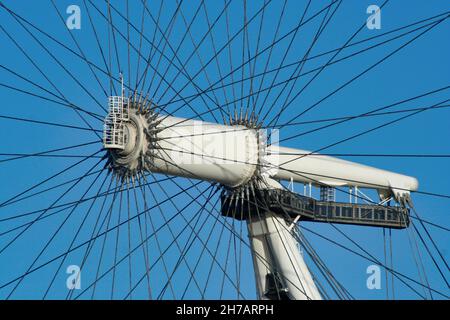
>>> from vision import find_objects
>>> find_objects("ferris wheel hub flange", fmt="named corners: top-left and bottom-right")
top-left (104, 98), bottom-right (156, 180)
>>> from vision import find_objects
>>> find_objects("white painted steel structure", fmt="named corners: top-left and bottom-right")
top-left (104, 109), bottom-right (419, 300)
top-left (151, 117), bottom-right (418, 199)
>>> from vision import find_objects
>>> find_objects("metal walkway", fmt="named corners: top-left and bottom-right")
top-left (103, 95), bottom-right (130, 150)
top-left (221, 188), bottom-right (409, 229)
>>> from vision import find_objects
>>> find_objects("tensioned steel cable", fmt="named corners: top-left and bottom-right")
top-left (138, 1), bottom-right (164, 96)
top-left (0, 114), bottom-right (103, 133)
top-left (154, 103), bottom-right (450, 141)
top-left (405, 222), bottom-right (432, 299)
top-left (157, 0), bottom-right (340, 124)
top-left (50, 0), bottom-right (108, 99)
top-left (188, 10), bottom-right (447, 108)
top-left (87, 185), bottom-right (220, 300)
top-left (0, 149), bottom-right (104, 208)
top-left (91, 178), bottom-right (123, 298)
top-left (102, 0), bottom-right (228, 124)
top-left (158, 0), bottom-right (338, 116)
top-left (0, 174), bottom-right (175, 223)
top-left (2, 5), bottom-right (107, 116)
top-left (65, 174), bottom-right (115, 300)
top-left (0, 20), bottom-right (103, 140)
top-left (270, 12), bottom-right (450, 129)
top-left (219, 177), bottom-right (443, 299)
top-left (136, 174), bottom-right (175, 299)
top-left (155, 135), bottom-right (450, 231)
top-left (146, 172), bottom-right (220, 298)
top-left (89, 0), bottom-right (228, 125)
top-left (0, 140), bottom-right (100, 165)
top-left (151, 147), bottom-right (289, 299)
top-left (258, 0), bottom-right (339, 123)
top-left (0, 180), bottom-right (207, 293)
top-left (4, 156), bottom-right (106, 298)
top-left (42, 170), bottom-right (110, 299)
top-left (0, 63), bottom-right (104, 121)
top-left (155, 9), bottom-right (450, 106)
top-left (149, 147), bottom-right (315, 299)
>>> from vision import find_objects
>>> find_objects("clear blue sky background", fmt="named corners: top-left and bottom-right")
top-left (0, 0), bottom-right (448, 299)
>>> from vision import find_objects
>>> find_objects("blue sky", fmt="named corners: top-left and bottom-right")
top-left (0, 0), bottom-right (448, 299)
